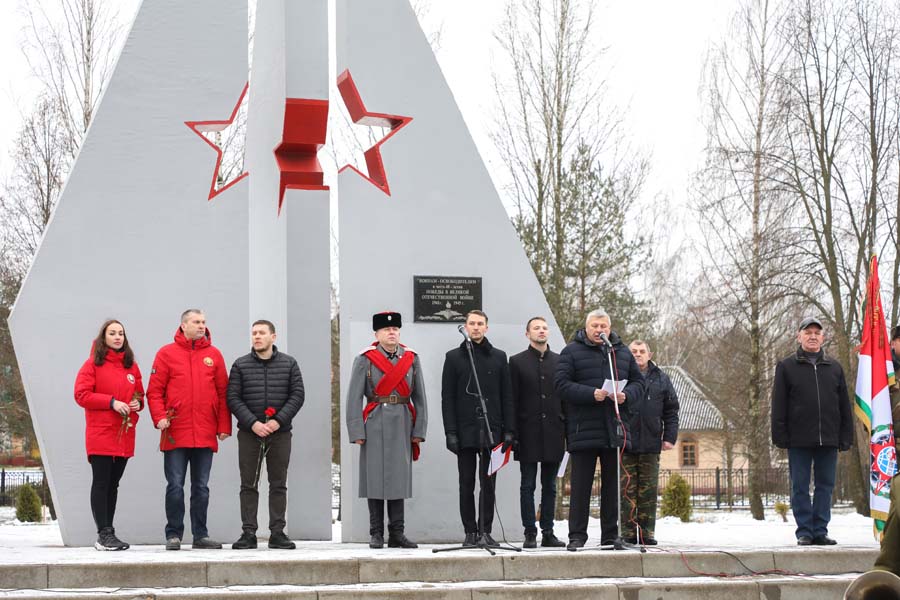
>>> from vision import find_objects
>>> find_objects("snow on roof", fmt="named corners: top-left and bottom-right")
top-left (659, 365), bottom-right (724, 431)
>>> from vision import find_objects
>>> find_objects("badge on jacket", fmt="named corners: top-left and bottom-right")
top-left (203, 357), bottom-right (214, 367)
top-left (126, 374), bottom-right (135, 384)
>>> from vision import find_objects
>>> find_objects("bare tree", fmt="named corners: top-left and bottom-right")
top-left (693, 0), bottom-right (796, 519)
top-left (493, 0), bottom-right (649, 339)
top-left (0, 0), bottom-right (127, 445)
top-left (0, 97), bottom-right (70, 272)
top-left (20, 0), bottom-right (123, 154)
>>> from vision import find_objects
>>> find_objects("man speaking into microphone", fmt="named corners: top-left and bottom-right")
top-left (442, 310), bottom-right (515, 547)
top-left (555, 308), bottom-right (644, 551)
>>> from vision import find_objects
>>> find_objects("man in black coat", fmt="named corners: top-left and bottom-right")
top-left (509, 316), bottom-right (565, 548)
top-left (621, 340), bottom-right (679, 546)
top-left (226, 320), bottom-right (305, 550)
top-left (442, 310), bottom-right (515, 547)
top-left (771, 316), bottom-right (852, 546)
top-left (555, 309), bottom-right (644, 551)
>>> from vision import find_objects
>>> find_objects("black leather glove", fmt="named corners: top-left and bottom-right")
top-left (501, 432), bottom-right (515, 453)
top-left (446, 433), bottom-right (460, 454)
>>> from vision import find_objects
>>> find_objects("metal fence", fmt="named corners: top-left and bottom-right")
top-left (4, 465), bottom-right (852, 514)
top-left (0, 469), bottom-right (46, 507)
top-left (657, 467), bottom-right (853, 509)
top-left (553, 466), bottom-right (853, 511)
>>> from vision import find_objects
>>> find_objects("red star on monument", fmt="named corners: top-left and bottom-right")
top-left (185, 83), bottom-right (249, 201)
top-left (336, 69), bottom-right (412, 196)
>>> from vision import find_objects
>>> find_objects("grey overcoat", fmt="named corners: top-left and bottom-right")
top-left (345, 344), bottom-right (427, 499)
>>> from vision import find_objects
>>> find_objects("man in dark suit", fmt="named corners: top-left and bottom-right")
top-left (442, 310), bottom-right (515, 547)
top-left (509, 316), bottom-right (565, 548)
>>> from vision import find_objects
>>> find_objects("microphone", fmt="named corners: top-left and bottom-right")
top-left (457, 324), bottom-right (470, 340)
top-left (599, 332), bottom-right (610, 345)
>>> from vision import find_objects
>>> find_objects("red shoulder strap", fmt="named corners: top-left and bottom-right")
top-left (364, 346), bottom-right (414, 397)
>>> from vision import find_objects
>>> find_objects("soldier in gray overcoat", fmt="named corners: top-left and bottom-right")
top-left (346, 311), bottom-right (427, 549)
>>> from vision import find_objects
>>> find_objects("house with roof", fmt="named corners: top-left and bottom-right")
top-left (657, 365), bottom-right (747, 471)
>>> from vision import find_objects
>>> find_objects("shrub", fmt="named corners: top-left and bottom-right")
top-left (660, 473), bottom-right (692, 522)
top-left (15, 484), bottom-right (42, 522)
top-left (774, 501), bottom-right (789, 522)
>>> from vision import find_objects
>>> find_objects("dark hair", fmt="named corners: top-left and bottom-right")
top-left (252, 319), bottom-right (276, 334)
top-left (93, 320), bottom-right (135, 369)
top-left (892, 326), bottom-right (900, 342)
top-left (466, 310), bottom-right (488, 324)
top-left (525, 316), bottom-right (547, 331)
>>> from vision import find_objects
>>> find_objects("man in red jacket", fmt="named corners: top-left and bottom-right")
top-left (148, 309), bottom-right (231, 550)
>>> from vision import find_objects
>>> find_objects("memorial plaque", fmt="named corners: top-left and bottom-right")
top-left (414, 276), bottom-right (482, 322)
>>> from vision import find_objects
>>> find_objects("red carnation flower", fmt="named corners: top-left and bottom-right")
top-left (264, 407), bottom-right (276, 418)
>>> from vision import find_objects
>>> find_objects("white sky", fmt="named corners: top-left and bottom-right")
top-left (0, 0), bottom-right (736, 236)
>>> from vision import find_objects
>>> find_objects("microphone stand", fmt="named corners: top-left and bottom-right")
top-left (433, 328), bottom-right (520, 556)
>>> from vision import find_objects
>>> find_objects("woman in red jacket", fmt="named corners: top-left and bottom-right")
top-left (74, 320), bottom-right (144, 551)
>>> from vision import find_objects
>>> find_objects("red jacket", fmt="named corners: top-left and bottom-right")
top-left (73, 349), bottom-right (144, 458)
top-left (147, 328), bottom-right (231, 451)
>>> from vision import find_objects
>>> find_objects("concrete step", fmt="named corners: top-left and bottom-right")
top-left (0, 574), bottom-right (864, 599)
top-left (0, 545), bottom-right (878, 591)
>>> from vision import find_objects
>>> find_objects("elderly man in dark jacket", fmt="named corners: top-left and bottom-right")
top-left (226, 320), bottom-right (305, 550)
top-left (555, 308), bottom-right (644, 551)
top-left (621, 340), bottom-right (678, 546)
top-left (771, 316), bottom-right (852, 546)
top-left (442, 310), bottom-right (515, 548)
top-left (509, 316), bottom-right (565, 548)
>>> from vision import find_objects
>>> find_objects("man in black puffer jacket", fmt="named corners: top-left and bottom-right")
top-left (555, 308), bottom-right (644, 551)
top-left (620, 340), bottom-right (678, 546)
top-left (226, 320), bottom-right (305, 550)
top-left (442, 310), bottom-right (515, 548)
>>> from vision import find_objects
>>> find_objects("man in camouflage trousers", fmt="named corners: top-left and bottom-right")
top-left (620, 340), bottom-right (679, 546)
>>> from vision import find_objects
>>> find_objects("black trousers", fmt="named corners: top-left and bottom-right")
top-left (89, 455), bottom-right (128, 532)
top-left (457, 448), bottom-right (495, 534)
top-left (568, 448), bottom-right (619, 543)
top-left (367, 498), bottom-right (405, 536)
top-left (237, 429), bottom-right (292, 535)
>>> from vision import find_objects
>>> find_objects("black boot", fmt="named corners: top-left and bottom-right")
top-left (232, 532), bottom-right (257, 549)
top-left (268, 532), bottom-right (296, 550)
top-left (388, 533), bottom-right (418, 548)
top-left (541, 530), bottom-right (565, 548)
top-left (368, 499), bottom-right (385, 549)
top-left (386, 499), bottom-right (413, 547)
top-left (523, 532), bottom-right (537, 549)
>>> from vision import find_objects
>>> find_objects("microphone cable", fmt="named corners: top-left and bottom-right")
top-left (608, 343), bottom-right (644, 547)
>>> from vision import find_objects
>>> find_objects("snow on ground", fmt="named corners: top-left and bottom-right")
top-left (0, 505), bottom-right (879, 565)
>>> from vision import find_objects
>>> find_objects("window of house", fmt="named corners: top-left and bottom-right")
top-left (681, 440), bottom-right (698, 467)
